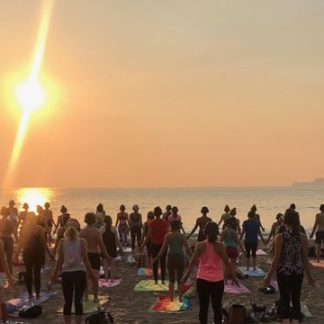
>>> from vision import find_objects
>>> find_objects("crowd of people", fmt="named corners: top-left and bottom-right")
top-left (0, 200), bottom-right (322, 323)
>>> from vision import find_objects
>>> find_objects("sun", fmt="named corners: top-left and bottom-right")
top-left (16, 79), bottom-right (46, 114)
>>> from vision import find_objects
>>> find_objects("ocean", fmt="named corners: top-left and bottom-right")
top-left (0, 186), bottom-right (323, 232)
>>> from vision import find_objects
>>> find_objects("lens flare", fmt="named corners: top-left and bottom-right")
top-left (4, 0), bottom-right (55, 188)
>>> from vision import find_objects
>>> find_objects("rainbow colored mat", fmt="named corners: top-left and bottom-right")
top-left (149, 295), bottom-right (191, 313)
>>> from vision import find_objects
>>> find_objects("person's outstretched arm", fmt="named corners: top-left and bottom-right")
top-left (187, 221), bottom-right (199, 240)
top-left (310, 215), bottom-right (319, 239)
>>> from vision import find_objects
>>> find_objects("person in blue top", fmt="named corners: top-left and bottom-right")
top-left (240, 211), bottom-right (265, 271)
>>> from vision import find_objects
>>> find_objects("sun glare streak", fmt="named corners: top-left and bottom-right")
top-left (4, 0), bottom-right (55, 189)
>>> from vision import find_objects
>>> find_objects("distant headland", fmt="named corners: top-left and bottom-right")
top-left (292, 178), bottom-right (324, 187)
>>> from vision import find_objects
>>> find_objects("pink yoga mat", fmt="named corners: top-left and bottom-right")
top-left (225, 282), bottom-right (250, 294)
top-left (98, 278), bottom-right (122, 288)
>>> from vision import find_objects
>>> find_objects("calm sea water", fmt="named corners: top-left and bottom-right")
top-left (0, 187), bottom-right (323, 232)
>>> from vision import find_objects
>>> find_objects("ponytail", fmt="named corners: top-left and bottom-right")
top-left (205, 222), bottom-right (219, 243)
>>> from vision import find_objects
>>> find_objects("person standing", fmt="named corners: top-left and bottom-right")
top-left (221, 217), bottom-right (246, 281)
top-left (95, 203), bottom-right (106, 229)
top-left (162, 205), bottom-right (172, 221)
top-left (141, 207), bottom-right (169, 284)
top-left (115, 205), bottom-right (129, 248)
top-left (187, 207), bottom-right (212, 241)
top-left (153, 220), bottom-right (192, 301)
top-left (266, 213), bottom-right (283, 245)
top-left (182, 222), bottom-right (238, 324)
top-left (240, 211), bottom-right (265, 271)
top-left (0, 207), bottom-right (16, 274)
top-left (102, 215), bottom-right (123, 281)
top-left (80, 213), bottom-right (110, 302)
top-left (51, 222), bottom-right (97, 324)
top-left (16, 212), bottom-right (54, 299)
top-left (142, 211), bottom-right (155, 268)
top-left (310, 204), bottom-right (324, 263)
top-left (18, 202), bottom-right (29, 236)
top-left (0, 240), bottom-right (14, 322)
top-left (7, 200), bottom-right (18, 242)
top-left (250, 204), bottom-right (265, 232)
top-left (217, 205), bottom-right (231, 227)
top-left (44, 202), bottom-right (55, 243)
top-left (264, 209), bottom-right (315, 324)
top-left (168, 206), bottom-right (186, 234)
top-left (54, 205), bottom-right (69, 234)
top-left (129, 205), bottom-right (143, 254)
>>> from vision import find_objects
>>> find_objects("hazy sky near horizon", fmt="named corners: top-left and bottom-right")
top-left (1, 0), bottom-right (324, 188)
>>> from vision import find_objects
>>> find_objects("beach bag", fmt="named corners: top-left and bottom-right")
top-left (224, 304), bottom-right (247, 324)
top-left (19, 305), bottom-right (42, 318)
top-left (86, 310), bottom-right (114, 323)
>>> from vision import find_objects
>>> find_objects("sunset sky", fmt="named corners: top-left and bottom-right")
top-left (1, 0), bottom-right (324, 188)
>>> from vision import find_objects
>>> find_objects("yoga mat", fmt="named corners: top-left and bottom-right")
top-left (310, 260), bottom-right (324, 269)
top-left (98, 278), bottom-right (121, 288)
top-left (57, 295), bottom-right (109, 314)
top-left (237, 267), bottom-right (266, 278)
top-left (6, 291), bottom-right (55, 314)
top-left (134, 280), bottom-right (169, 292)
top-left (256, 249), bottom-right (267, 256)
top-left (149, 295), bottom-right (191, 313)
top-left (224, 282), bottom-right (250, 294)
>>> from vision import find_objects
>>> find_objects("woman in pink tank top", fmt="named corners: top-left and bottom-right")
top-left (182, 222), bottom-right (238, 324)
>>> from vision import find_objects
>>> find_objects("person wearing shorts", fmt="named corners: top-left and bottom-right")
top-left (80, 213), bottom-right (110, 302)
top-left (240, 211), bottom-right (265, 271)
top-left (221, 217), bottom-right (245, 281)
top-left (153, 220), bottom-right (192, 301)
top-left (310, 204), bottom-right (324, 263)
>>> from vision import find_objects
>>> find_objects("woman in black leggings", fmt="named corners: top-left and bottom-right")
top-left (264, 209), bottom-right (315, 323)
top-left (51, 219), bottom-right (96, 324)
top-left (16, 212), bottom-right (54, 299)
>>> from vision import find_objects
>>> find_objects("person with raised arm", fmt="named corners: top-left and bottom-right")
top-left (217, 204), bottom-right (231, 227)
top-left (187, 207), bottom-right (212, 241)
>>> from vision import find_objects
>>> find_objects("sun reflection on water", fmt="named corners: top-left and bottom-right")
top-left (15, 187), bottom-right (55, 211)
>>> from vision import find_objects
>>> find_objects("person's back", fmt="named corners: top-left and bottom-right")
top-left (243, 219), bottom-right (258, 242)
top-left (168, 232), bottom-right (184, 255)
top-left (278, 230), bottom-right (304, 275)
top-left (80, 226), bottom-right (101, 254)
top-left (149, 218), bottom-right (168, 245)
top-left (316, 212), bottom-right (324, 232)
top-left (62, 238), bottom-right (84, 272)
top-left (130, 212), bottom-right (141, 228)
top-left (223, 228), bottom-right (236, 247)
top-left (197, 241), bottom-right (224, 282)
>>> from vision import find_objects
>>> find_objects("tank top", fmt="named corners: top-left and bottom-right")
top-left (223, 228), bottom-right (236, 247)
top-left (197, 241), bottom-right (224, 282)
top-left (23, 227), bottom-right (44, 254)
top-left (62, 239), bottom-right (85, 272)
top-left (102, 226), bottom-right (117, 252)
top-left (168, 233), bottom-right (184, 255)
top-left (278, 231), bottom-right (304, 276)
top-left (130, 213), bottom-right (141, 227)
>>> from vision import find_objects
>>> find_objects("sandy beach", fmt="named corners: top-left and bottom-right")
top-left (3, 241), bottom-right (324, 324)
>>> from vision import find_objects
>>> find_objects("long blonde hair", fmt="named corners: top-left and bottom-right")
top-left (64, 226), bottom-right (78, 241)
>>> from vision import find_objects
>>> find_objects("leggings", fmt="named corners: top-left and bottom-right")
top-left (151, 243), bottom-right (167, 283)
top-left (0, 237), bottom-right (13, 274)
top-left (131, 226), bottom-right (142, 250)
top-left (277, 272), bottom-right (303, 320)
top-left (62, 271), bottom-right (87, 315)
top-left (23, 250), bottom-right (44, 296)
top-left (197, 278), bottom-right (224, 324)
top-left (167, 254), bottom-right (185, 284)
